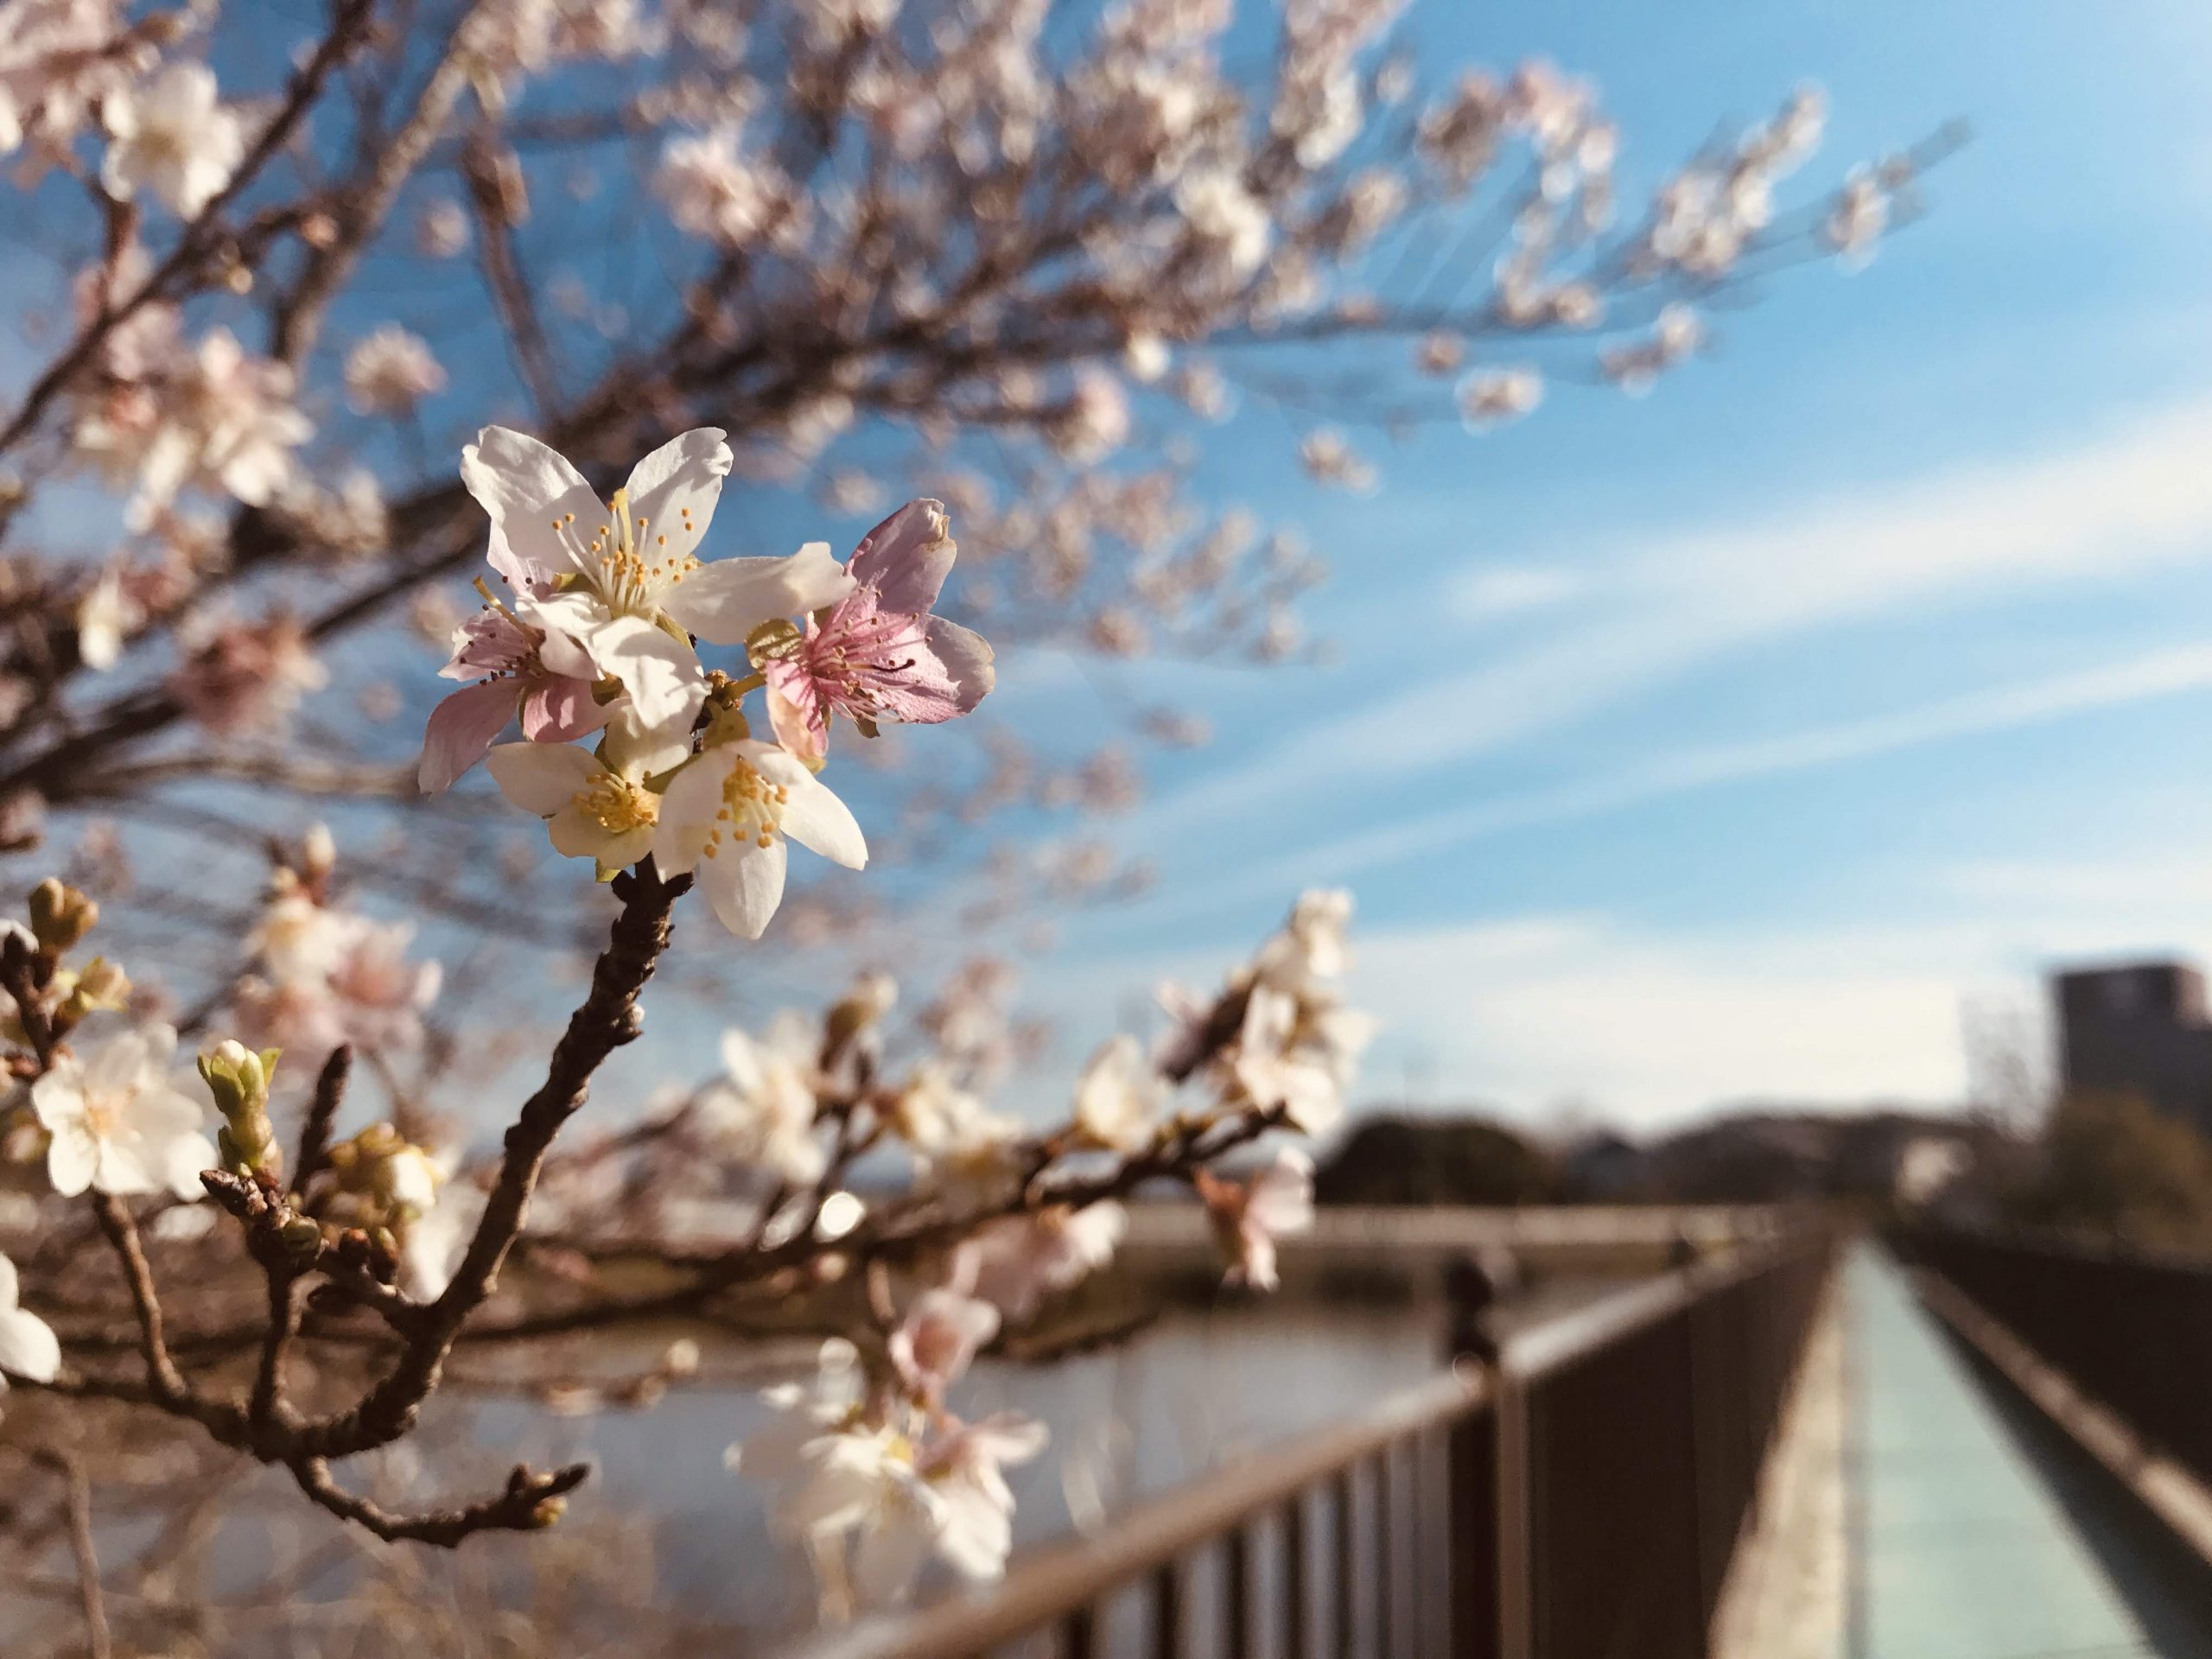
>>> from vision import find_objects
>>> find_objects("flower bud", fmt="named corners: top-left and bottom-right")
top-left (528, 1496), bottom-right (567, 1529)
top-left (60, 957), bottom-right (130, 1018)
top-left (301, 823), bottom-right (337, 881)
top-left (822, 971), bottom-right (897, 1071)
top-left (200, 1039), bottom-right (283, 1176)
top-left (27, 879), bottom-right (97, 954)
top-left (279, 1215), bottom-right (325, 1262)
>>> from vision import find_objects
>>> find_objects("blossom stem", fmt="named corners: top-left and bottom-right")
top-left (291, 857), bottom-right (690, 1459)
top-left (90, 1193), bottom-right (190, 1408)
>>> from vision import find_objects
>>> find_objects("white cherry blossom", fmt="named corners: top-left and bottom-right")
top-left (459, 426), bottom-right (852, 732)
top-left (652, 739), bottom-right (867, 938)
top-left (100, 63), bottom-right (244, 219)
top-left (29, 1022), bottom-right (217, 1198)
top-left (0, 1252), bottom-right (60, 1386)
top-left (699, 1013), bottom-right (826, 1182)
top-left (486, 721), bottom-right (683, 869)
top-left (344, 326), bottom-right (447, 415)
top-left (1071, 1033), bottom-right (1161, 1152)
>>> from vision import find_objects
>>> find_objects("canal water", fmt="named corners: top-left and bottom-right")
top-left (458, 1297), bottom-right (1453, 1637)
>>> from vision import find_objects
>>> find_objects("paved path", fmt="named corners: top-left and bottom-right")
top-left (1848, 1247), bottom-right (2212, 1659)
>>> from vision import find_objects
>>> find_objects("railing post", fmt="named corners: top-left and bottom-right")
top-left (1494, 1369), bottom-right (1534, 1659)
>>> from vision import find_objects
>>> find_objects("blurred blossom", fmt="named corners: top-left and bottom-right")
top-left (169, 608), bottom-right (327, 735)
top-left (99, 62), bottom-right (243, 219)
top-left (345, 326), bottom-right (446, 416)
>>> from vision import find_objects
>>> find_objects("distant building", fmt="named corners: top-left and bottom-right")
top-left (2053, 960), bottom-right (2212, 1133)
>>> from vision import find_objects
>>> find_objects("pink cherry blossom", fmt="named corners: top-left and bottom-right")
top-left (1197, 1147), bottom-right (1314, 1292)
top-left (888, 1285), bottom-right (1001, 1407)
top-left (418, 534), bottom-right (607, 793)
top-left (762, 499), bottom-right (995, 766)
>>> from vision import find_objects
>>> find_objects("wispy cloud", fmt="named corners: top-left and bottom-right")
top-left (1133, 641), bottom-right (2212, 919)
top-left (1140, 397), bottom-right (2212, 840)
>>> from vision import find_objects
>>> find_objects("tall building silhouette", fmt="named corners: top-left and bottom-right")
top-left (2053, 960), bottom-right (2212, 1131)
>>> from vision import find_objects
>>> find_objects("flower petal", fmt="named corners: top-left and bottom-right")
top-left (44, 1126), bottom-right (97, 1198)
top-left (704, 836), bottom-right (787, 938)
top-left (622, 428), bottom-right (731, 564)
top-left (848, 499), bottom-right (957, 614)
top-left (778, 772), bottom-right (867, 870)
top-left (484, 524), bottom-right (556, 599)
top-left (419, 680), bottom-right (520, 793)
top-left (520, 676), bottom-right (608, 744)
top-left (0, 1306), bottom-right (60, 1384)
top-left (664, 544), bottom-right (854, 646)
top-left (652, 748), bottom-right (736, 876)
top-left (590, 614), bottom-right (708, 731)
top-left (460, 427), bottom-right (607, 581)
top-left (486, 742), bottom-right (601, 816)
top-left (92, 1136), bottom-right (161, 1197)
top-left (925, 618), bottom-right (995, 715)
top-left (762, 667), bottom-right (829, 766)
top-left (159, 1132), bottom-right (219, 1201)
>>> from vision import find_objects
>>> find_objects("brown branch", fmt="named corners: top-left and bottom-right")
top-left (290, 858), bottom-right (689, 1459)
top-left (270, 0), bottom-right (503, 365)
top-left (461, 130), bottom-right (562, 415)
top-left (0, 0), bottom-right (377, 455)
top-left (90, 1192), bottom-right (192, 1407)
top-left (33, 1451), bottom-right (112, 1659)
top-left (296, 1045), bottom-right (352, 1193)
top-left (286, 1455), bottom-right (588, 1548)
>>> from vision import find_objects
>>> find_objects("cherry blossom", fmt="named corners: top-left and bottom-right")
top-left (1071, 1033), bottom-right (1162, 1152)
top-left (657, 124), bottom-right (803, 249)
top-left (887, 1282), bottom-right (992, 1394)
top-left (486, 726), bottom-right (683, 871)
top-left (652, 739), bottom-right (867, 938)
top-left (100, 62), bottom-right (244, 219)
top-left (74, 567), bottom-right (141, 671)
top-left (459, 425), bottom-right (851, 733)
top-left (1459, 366), bottom-right (1544, 429)
top-left (29, 1022), bottom-right (217, 1199)
top-left (918, 1413), bottom-right (1050, 1582)
top-left (75, 327), bottom-right (312, 528)
top-left (965, 1201), bottom-right (1127, 1322)
top-left (344, 326), bottom-right (447, 416)
top-left (698, 1014), bottom-right (827, 1183)
top-left (1197, 1146), bottom-right (1315, 1290)
top-left (0, 0), bottom-right (137, 162)
top-left (417, 538), bottom-right (607, 793)
top-left (1252, 887), bottom-right (1352, 989)
top-left (760, 499), bottom-right (995, 766)
top-left (0, 1252), bottom-right (60, 1387)
top-left (169, 608), bottom-right (327, 735)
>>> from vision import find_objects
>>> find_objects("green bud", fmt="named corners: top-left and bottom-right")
top-left (27, 879), bottom-right (97, 954)
top-left (528, 1496), bottom-right (568, 1529)
top-left (200, 1039), bottom-right (282, 1175)
top-left (278, 1215), bottom-right (325, 1262)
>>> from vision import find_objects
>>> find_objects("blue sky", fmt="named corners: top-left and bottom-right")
top-left (978, 0), bottom-right (2212, 1128)
top-left (14, 0), bottom-right (2212, 1136)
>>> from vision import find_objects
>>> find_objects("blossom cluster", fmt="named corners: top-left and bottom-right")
top-left (431, 426), bottom-right (993, 939)
top-left (229, 826), bottom-right (442, 1065)
top-left (697, 887), bottom-right (1358, 1609)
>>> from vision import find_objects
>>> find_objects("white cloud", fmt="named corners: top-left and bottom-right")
top-left (1343, 916), bottom-right (1975, 1128)
top-left (1121, 641), bottom-right (2212, 925)
top-left (1143, 397), bottom-right (2212, 839)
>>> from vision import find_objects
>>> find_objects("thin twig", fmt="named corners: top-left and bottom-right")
top-left (291, 859), bottom-right (688, 1459)
top-left (34, 1451), bottom-right (111, 1659)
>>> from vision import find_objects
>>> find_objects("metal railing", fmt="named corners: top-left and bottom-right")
top-left (1899, 1227), bottom-right (2212, 1491)
top-left (786, 1231), bottom-right (1835, 1659)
